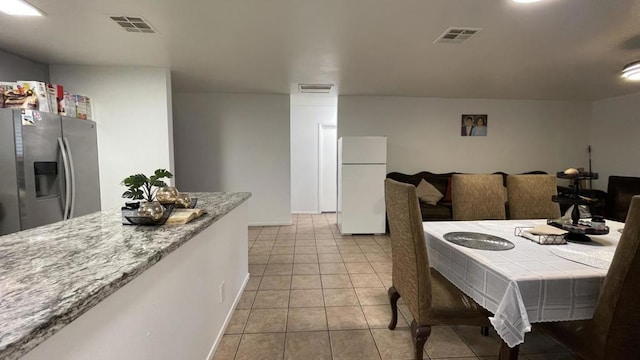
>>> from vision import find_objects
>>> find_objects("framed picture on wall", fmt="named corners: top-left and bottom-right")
top-left (461, 114), bottom-right (488, 136)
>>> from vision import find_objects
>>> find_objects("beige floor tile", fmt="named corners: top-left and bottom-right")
top-left (356, 287), bottom-right (389, 305)
top-left (350, 274), bottom-right (384, 288)
top-left (315, 233), bottom-right (335, 240)
top-left (249, 246), bottom-right (273, 256)
top-left (252, 290), bottom-right (290, 309)
top-left (259, 275), bottom-right (292, 290)
top-left (244, 308), bottom-right (288, 333)
top-left (316, 240), bottom-right (338, 247)
top-left (341, 253), bottom-right (369, 262)
top-left (330, 330), bottom-right (382, 360)
top-left (339, 245), bottom-right (364, 254)
top-left (291, 274), bottom-right (322, 289)
top-left (371, 328), bottom-right (415, 360)
top-left (237, 290), bottom-right (257, 309)
top-left (292, 263), bottom-right (320, 275)
top-left (213, 334), bottom-right (241, 360)
top-left (268, 254), bottom-right (294, 264)
top-left (264, 263), bottom-right (293, 276)
top-left (271, 246), bottom-right (295, 255)
top-left (255, 239), bottom-right (276, 247)
top-left (225, 309), bottom-right (250, 334)
top-left (362, 305), bottom-right (408, 329)
top-left (354, 237), bottom-right (379, 246)
top-left (320, 262), bottom-right (348, 274)
top-left (294, 254), bottom-right (319, 263)
top-left (326, 306), bottom-right (369, 330)
top-left (318, 253), bottom-right (344, 263)
top-left (274, 239), bottom-right (296, 247)
top-left (370, 262), bottom-right (392, 274)
top-left (296, 233), bottom-right (316, 240)
top-left (249, 255), bottom-right (270, 265)
top-left (345, 262), bottom-right (376, 274)
top-left (296, 240), bottom-right (317, 247)
top-left (377, 273), bottom-right (393, 288)
top-left (295, 246), bottom-right (317, 254)
top-left (424, 326), bottom-right (476, 358)
top-left (452, 325), bottom-right (501, 357)
top-left (287, 307), bottom-right (328, 331)
top-left (317, 245), bottom-right (340, 253)
top-left (365, 253), bottom-right (392, 262)
top-left (323, 288), bottom-right (360, 307)
top-left (321, 274), bottom-right (353, 288)
top-left (290, 289), bottom-right (325, 308)
top-left (245, 276), bottom-right (261, 291)
top-left (249, 264), bottom-right (266, 276)
top-left (260, 227), bottom-right (279, 234)
top-left (235, 333), bottom-right (285, 360)
top-left (285, 331), bottom-right (332, 360)
top-left (359, 245), bottom-right (386, 253)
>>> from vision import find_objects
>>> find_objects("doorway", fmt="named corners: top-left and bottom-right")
top-left (319, 124), bottom-right (337, 213)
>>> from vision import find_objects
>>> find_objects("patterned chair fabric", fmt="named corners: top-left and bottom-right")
top-left (506, 174), bottom-right (561, 220)
top-left (384, 179), bottom-right (490, 360)
top-left (451, 174), bottom-right (506, 221)
top-left (539, 195), bottom-right (640, 360)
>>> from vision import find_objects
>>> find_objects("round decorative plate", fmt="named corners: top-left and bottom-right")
top-left (443, 232), bottom-right (515, 251)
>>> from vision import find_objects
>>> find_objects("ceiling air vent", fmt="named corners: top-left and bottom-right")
top-left (298, 84), bottom-right (334, 94)
top-left (434, 27), bottom-right (481, 44)
top-left (110, 16), bottom-right (156, 33)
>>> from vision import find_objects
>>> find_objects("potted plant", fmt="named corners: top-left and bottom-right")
top-left (121, 169), bottom-right (174, 202)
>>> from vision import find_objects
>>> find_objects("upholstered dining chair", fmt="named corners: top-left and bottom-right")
top-left (506, 174), bottom-right (561, 220)
top-left (384, 179), bottom-right (491, 360)
top-left (451, 174), bottom-right (507, 220)
top-left (537, 195), bottom-right (640, 360)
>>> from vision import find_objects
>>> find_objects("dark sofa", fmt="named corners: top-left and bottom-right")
top-left (605, 176), bottom-right (640, 222)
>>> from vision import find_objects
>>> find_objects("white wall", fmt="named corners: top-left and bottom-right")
top-left (590, 92), bottom-right (640, 190)
top-left (49, 66), bottom-right (174, 210)
top-left (172, 93), bottom-right (291, 226)
top-left (0, 49), bottom-right (48, 82)
top-left (290, 94), bottom-right (338, 213)
top-left (338, 96), bottom-right (592, 176)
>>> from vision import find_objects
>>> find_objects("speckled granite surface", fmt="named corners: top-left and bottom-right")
top-left (0, 192), bottom-right (250, 360)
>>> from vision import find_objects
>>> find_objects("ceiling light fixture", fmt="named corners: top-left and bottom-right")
top-left (622, 61), bottom-right (640, 81)
top-left (0, 0), bottom-right (43, 16)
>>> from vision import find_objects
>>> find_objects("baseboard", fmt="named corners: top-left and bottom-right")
top-left (206, 272), bottom-right (250, 360)
top-left (249, 221), bottom-right (293, 226)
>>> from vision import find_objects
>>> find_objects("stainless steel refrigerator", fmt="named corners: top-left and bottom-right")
top-left (0, 109), bottom-right (101, 235)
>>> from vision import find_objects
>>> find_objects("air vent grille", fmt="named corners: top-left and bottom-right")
top-left (110, 16), bottom-right (156, 33)
top-left (434, 27), bottom-right (481, 44)
top-left (298, 84), bottom-right (334, 94)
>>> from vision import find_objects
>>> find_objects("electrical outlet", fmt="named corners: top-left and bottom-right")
top-left (219, 281), bottom-right (225, 304)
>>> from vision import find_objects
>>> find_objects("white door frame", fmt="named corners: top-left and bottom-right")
top-left (318, 124), bottom-right (337, 213)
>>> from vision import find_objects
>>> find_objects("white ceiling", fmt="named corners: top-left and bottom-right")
top-left (2, 0), bottom-right (640, 100)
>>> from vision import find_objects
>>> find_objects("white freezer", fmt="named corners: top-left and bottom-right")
top-left (339, 136), bottom-right (387, 164)
top-left (337, 164), bottom-right (386, 234)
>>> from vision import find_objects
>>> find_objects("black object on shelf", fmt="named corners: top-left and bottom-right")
top-left (553, 171), bottom-right (599, 225)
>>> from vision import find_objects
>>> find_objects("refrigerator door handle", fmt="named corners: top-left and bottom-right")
top-left (63, 137), bottom-right (76, 219)
top-left (58, 137), bottom-right (72, 220)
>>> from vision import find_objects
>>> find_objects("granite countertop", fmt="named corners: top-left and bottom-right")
top-left (0, 192), bottom-right (251, 360)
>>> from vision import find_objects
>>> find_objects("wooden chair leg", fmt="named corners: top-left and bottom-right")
top-left (410, 320), bottom-right (431, 360)
top-left (481, 326), bottom-right (489, 336)
top-left (388, 286), bottom-right (401, 330)
top-left (499, 339), bottom-right (519, 360)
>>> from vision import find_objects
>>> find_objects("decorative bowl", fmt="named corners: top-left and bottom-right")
top-left (156, 186), bottom-right (179, 204)
top-left (137, 201), bottom-right (164, 220)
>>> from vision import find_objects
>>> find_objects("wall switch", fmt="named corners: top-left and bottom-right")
top-left (219, 281), bottom-right (225, 304)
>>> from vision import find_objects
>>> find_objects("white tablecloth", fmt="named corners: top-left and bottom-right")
top-left (423, 219), bottom-right (624, 347)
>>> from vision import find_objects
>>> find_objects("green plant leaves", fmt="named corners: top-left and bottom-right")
top-left (121, 169), bottom-right (174, 201)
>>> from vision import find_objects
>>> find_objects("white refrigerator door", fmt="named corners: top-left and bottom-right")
top-left (340, 136), bottom-right (387, 164)
top-left (339, 164), bottom-right (386, 234)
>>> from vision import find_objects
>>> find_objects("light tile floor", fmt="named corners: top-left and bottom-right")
top-left (213, 214), bottom-right (575, 360)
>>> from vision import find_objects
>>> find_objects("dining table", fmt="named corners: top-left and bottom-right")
top-left (422, 219), bottom-right (624, 358)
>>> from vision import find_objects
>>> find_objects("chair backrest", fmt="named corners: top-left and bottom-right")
top-left (506, 174), bottom-right (560, 220)
top-left (384, 179), bottom-right (432, 324)
top-left (605, 176), bottom-right (640, 222)
top-left (589, 195), bottom-right (640, 359)
top-left (451, 174), bottom-right (506, 221)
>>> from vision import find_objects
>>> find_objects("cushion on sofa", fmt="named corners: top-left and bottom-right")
top-left (416, 179), bottom-right (444, 205)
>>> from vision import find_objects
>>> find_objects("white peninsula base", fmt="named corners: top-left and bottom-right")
top-left (21, 202), bottom-right (249, 360)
